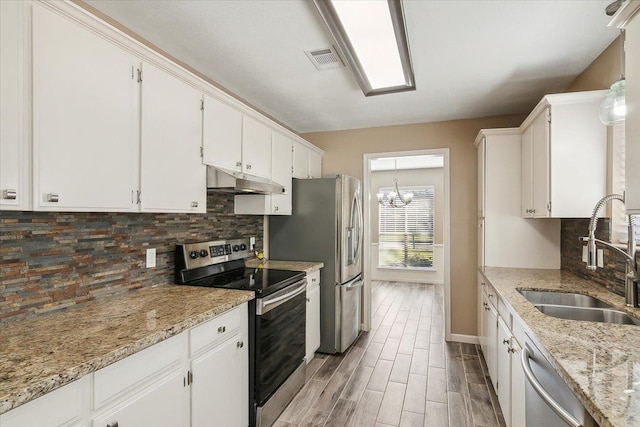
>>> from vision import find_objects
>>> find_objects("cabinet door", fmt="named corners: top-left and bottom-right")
top-left (477, 277), bottom-right (485, 345)
top-left (532, 108), bottom-right (550, 218)
top-left (202, 94), bottom-right (242, 173)
top-left (292, 140), bottom-right (310, 179)
top-left (520, 125), bottom-right (534, 217)
top-left (626, 14), bottom-right (640, 215)
top-left (0, 0), bottom-right (30, 211)
top-left (510, 340), bottom-right (526, 427)
top-left (306, 276), bottom-right (321, 363)
top-left (242, 116), bottom-right (272, 179)
top-left (140, 61), bottom-right (206, 213)
top-left (485, 298), bottom-right (498, 391)
top-left (497, 318), bottom-right (512, 427)
top-left (309, 150), bottom-right (322, 178)
top-left (32, 5), bottom-right (138, 212)
top-left (1, 376), bottom-right (89, 427)
top-left (271, 132), bottom-right (293, 215)
top-left (191, 333), bottom-right (248, 427)
top-left (477, 137), bottom-right (486, 218)
top-left (478, 219), bottom-right (485, 268)
top-left (92, 368), bottom-right (188, 427)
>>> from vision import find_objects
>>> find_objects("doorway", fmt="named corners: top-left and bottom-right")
top-left (362, 149), bottom-right (451, 341)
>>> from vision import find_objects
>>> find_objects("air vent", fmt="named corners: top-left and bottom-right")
top-left (305, 46), bottom-right (344, 70)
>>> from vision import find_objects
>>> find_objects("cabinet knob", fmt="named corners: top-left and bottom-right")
top-left (237, 341), bottom-right (244, 348)
top-left (47, 193), bottom-right (59, 203)
top-left (191, 201), bottom-right (198, 208)
top-left (246, 164), bottom-right (252, 170)
top-left (312, 278), bottom-right (317, 282)
top-left (2, 189), bottom-right (17, 200)
top-left (107, 422), bottom-right (119, 427)
top-left (236, 161), bottom-right (242, 167)
top-left (306, 297), bottom-right (310, 302)
top-left (218, 326), bottom-right (226, 333)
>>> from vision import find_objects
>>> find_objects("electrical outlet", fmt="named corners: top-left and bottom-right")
top-left (597, 249), bottom-right (604, 268)
top-left (250, 236), bottom-right (256, 249)
top-left (146, 248), bottom-right (156, 268)
top-left (582, 246), bottom-right (588, 263)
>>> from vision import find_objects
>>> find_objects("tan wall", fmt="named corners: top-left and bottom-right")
top-left (567, 36), bottom-right (622, 92)
top-left (303, 114), bottom-right (526, 336)
top-left (370, 168), bottom-right (444, 245)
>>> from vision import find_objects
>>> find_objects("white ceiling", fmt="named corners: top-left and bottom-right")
top-left (85, 0), bottom-right (618, 133)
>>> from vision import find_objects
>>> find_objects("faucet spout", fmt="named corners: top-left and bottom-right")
top-left (580, 194), bottom-right (638, 307)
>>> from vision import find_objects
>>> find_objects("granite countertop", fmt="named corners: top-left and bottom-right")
top-left (0, 285), bottom-right (254, 414)
top-left (481, 267), bottom-right (640, 427)
top-left (245, 258), bottom-right (323, 274)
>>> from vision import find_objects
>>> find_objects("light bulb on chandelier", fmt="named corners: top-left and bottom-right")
top-left (377, 178), bottom-right (413, 208)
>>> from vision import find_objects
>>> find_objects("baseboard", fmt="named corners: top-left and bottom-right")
top-left (449, 334), bottom-right (479, 345)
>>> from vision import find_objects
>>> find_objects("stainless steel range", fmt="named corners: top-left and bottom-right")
top-left (175, 238), bottom-right (306, 427)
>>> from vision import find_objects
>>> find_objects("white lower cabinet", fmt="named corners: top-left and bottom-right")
top-left (305, 270), bottom-right (321, 363)
top-left (0, 376), bottom-right (90, 427)
top-left (478, 277), bottom-right (526, 427)
top-left (0, 303), bottom-right (248, 427)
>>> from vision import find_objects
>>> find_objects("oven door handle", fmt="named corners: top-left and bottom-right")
top-left (257, 279), bottom-right (307, 315)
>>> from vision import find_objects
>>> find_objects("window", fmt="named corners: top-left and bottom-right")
top-left (610, 123), bottom-right (640, 244)
top-left (378, 185), bottom-right (434, 269)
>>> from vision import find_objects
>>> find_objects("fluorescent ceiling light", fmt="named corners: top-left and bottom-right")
top-left (314, 0), bottom-right (415, 96)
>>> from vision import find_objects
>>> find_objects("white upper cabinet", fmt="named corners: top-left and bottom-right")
top-left (202, 94), bottom-right (242, 174)
top-left (293, 139), bottom-right (322, 179)
top-left (139, 61), bottom-right (206, 213)
top-left (32, 5), bottom-right (139, 212)
top-left (309, 150), bottom-right (322, 178)
top-left (0, 1), bottom-right (30, 211)
top-left (242, 115), bottom-right (272, 179)
top-left (520, 91), bottom-right (607, 218)
top-left (270, 132), bottom-right (293, 214)
top-left (625, 12), bottom-right (640, 215)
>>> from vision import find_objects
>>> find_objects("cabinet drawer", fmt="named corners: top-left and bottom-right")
top-left (94, 332), bottom-right (186, 409)
top-left (483, 282), bottom-right (498, 308)
top-left (307, 270), bottom-right (320, 291)
top-left (190, 304), bottom-right (246, 356)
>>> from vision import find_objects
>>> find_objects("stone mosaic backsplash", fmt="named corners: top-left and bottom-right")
top-left (0, 191), bottom-right (263, 322)
top-left (561, 218), bottom-right (638, 296)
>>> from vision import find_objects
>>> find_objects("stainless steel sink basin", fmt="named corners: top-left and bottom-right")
top-left (518, 290), bottom-right (640, 326)
top-left (518, 290), bottom-right (613, 309)
top-left (535, 305), bottom-right (640, 326)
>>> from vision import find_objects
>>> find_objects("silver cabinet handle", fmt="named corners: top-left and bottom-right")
top-left (218, 326), bottom-right (226, 333)
top-left (191, 201), bottom-right (198, 208)
top-left (246, 164), bottom-right (252, 170)
top-left (312, 277), bottom-right (317, 282)
top-left (521, 348), bottom-right (582, 427)
top-left (47, 193), bottom-right (59, 203)
top-left (274, 206), bottom-right (279, 212)
top-left (107, 422), bottom-right (119, 427)
top-left (2, 189), bottom-right (17, 200)
top-left (237, 341), bottom-right (244, 348)
top-left (236, 161), bottom-right (242, 167)
top-left (502, 339), bottom-right (510, 345)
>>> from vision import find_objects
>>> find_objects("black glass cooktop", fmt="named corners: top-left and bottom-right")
top-left (186, 268), bottom-right (305, 297)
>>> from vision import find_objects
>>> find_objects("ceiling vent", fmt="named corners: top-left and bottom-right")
top-left (305, 46), bottom-right (344, 70)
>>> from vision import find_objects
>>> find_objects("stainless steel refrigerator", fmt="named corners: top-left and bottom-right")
top-left (269, 175), bottom-right (363, 354)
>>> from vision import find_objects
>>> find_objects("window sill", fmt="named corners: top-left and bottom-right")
top-left (377, 266), bottom-right (437, 272)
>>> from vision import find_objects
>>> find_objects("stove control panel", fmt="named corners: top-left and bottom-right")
top-left (177, 238), bottom-right (252, 270)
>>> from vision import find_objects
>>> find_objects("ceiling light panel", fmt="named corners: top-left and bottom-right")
top-left (314, 0), bottom-right (415, 96)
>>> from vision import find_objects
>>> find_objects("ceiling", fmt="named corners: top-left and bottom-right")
top-left (85, 0), bottom-right (618, 133)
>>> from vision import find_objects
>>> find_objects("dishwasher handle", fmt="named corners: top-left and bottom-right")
top-left (521, 347), bottom-right (582, 427)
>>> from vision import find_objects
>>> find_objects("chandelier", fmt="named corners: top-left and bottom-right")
top-left (377, 178), bottom-right (413, 208)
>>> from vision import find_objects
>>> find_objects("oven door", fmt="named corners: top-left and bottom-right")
top-left (254, 279), bottom-right (306, 406)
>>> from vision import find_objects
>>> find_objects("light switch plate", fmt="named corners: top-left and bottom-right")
top-left (146, 248), bottom-right (156, 268)
top-left (597, 249), bottom-right (604, 268)
top-left (582, 246), bottom-right (588, 263)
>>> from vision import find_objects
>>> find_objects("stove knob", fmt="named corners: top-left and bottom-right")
top-left (199, 249), bottom-right (208, 258)
top-left (233, 245), bottom-right (240, 252)
top-left (189, 250), bottom-right (198, 259)
top-left (239, 244), bottom-right (247, 251)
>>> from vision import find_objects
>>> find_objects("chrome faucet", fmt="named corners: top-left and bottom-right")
top-left (580, 194), bottom-right (638, 307)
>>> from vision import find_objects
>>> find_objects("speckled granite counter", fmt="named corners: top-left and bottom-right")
top-left (0, 285), bottom-right (253, 414)
top-left (244, 259), bottom-right (323, 274)
top-left (481, 267), bottom-right (640, 427)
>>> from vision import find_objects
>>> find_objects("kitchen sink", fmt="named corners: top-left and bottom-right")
top-left (518, 290), bottom-right (614, 309)
top-left (518, 290), bottom-right (640, 326)
top-left (535, 305), bottom-right (640, 326)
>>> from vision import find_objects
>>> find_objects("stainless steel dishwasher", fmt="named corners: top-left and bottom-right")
top-left (521, 336), bottom-right (598, 427)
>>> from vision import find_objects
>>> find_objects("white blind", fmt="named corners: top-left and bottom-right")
top-left (610, 123), bottom-right (640, 243)
top-left (378, 185), bottom-right (435, 269)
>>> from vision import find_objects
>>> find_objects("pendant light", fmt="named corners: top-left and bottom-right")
top-left (599, 29), bottom-right (626, 125)
top-left (377, 160), bottom-right (413, 208)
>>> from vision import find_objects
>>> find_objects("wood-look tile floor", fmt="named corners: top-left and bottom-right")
top-left (274, 281), bottom-right (506, 427)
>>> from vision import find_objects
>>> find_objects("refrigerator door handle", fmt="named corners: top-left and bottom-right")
top-left (353, 191), bottom-right (363, 265)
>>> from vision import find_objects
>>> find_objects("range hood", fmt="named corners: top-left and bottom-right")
top-left (207, 166), bottom-right (285, 195)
